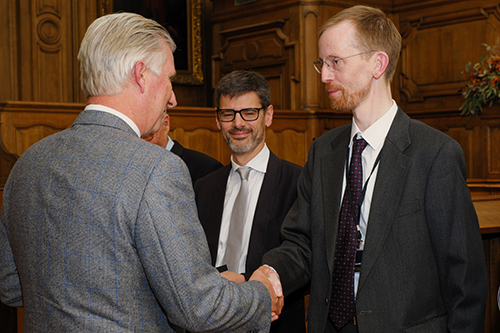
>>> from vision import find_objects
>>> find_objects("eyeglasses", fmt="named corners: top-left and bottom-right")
top-left (313, 50), bottom-right (375, 74)
top-left (216, 107), bottom-right (264, 122)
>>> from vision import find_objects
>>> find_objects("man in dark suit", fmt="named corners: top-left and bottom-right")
top-left (0, 13), bottom-right (282, 332)
top-left (262, 5), bottom-right (487, 333)
top-left (142, 112), bottom-right (223, 184)
top-left (195, 70), bottom-right (307, 332)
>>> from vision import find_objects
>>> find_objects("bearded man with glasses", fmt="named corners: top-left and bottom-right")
top-left (194, 70), bottom-right (308, 333)
top-left (262, 5), bottom-right (487, 333)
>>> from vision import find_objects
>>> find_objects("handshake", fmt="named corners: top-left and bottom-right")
top-left (221, 265), bottom-right (284, 321)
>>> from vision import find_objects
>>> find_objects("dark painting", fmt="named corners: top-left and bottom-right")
top-left (113, 0), bottom-right (189, 71)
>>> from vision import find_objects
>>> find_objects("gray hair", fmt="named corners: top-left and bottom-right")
top-left (78, 12), bottom-right (176, 97)
top-left (215, 70), bottom-right (271, 109)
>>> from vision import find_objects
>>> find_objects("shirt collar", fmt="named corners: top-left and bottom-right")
top-left (166, 136), bottom-right (174, 151)
top-left (230, 144), bottom-right (270, 176)
top-left (85, 104), bottom-right (141, 137)
top-left (350, 100), bottom-right (398, 151)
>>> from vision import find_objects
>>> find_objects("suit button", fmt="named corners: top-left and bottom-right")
top-left (325, 298), bottom-right (329, 305)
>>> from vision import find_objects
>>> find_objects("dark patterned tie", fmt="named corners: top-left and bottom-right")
top-left (329, 136), bottom-right (368, 329)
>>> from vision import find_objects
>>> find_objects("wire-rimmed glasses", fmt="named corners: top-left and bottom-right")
top-left (313, 50), bottom-right (376, 74)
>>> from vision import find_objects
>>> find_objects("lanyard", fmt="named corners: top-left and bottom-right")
top-left (344, 142), bottom-right (383, 246)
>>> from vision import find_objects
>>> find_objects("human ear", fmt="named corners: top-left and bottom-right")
top-left (265, 105), bottom-right (274, 128)
top-left (133, 61), bottom-right (147, 93)
top-left (373, 51), bottom-right (389, 80)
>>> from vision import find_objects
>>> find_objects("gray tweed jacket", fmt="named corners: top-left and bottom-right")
top-left (0, 109), bottom-right (271, 332)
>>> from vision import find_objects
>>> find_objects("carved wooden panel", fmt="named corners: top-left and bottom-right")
top-left (485, 118), bottom-right (500, 179)
top-left (33, 1), bottom-right (72, 102)
top-left (0, 101), bottom-right (82, 157)
top-left (0, 101), bottom-right (82, 186)
top-left (169, 106), bottom-right (229, 164)
top-left (266, 129), bottom-right (307, 167)
top-left (399, 5), bottom-right (500, 105)
top-left (213, 20), bottom-right (298, 109)
top-left (0, 0), bottom-right (16, 101)
top-left (266, 110), bottom-right (310, 166)
top-left (0, 0), bottom-right (98, 103)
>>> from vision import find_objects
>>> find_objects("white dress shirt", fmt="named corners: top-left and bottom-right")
top-left (85, 104), bottom-right (141, 137)
top-left (215, 145), bottom-right (270, 274)
top-left (345, 101), bottom-right (398, 295)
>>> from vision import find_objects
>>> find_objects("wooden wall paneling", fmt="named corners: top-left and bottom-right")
top-left (0, 101), bottom-right (83, 186)
top-left (484, 115), bottom-right (500, 179)
top-left (33, 1), bottom-right (72, 102)
top-left (443, 121), bottom-right (480, 180)
top-left (266, 110), bottom-right (311, 166)
top-left (302, 6), bottom-right (320, 113)
top-left (482, 234), bottom-right (500, 332)
top-left (398, 4), bottom-right (500, 113)
top-left (4, 0), bottom-right (97, 103)
top-left (468, 180), bottom-right (500, 197)
top-left (18, 0), bottom-right (35, 101)
top-left (213, 19), bottom-right (298, 110)
top-left (0, 0), bottom-right (17, 101)
top-left (169, 106), bottom-right (229, 164)
top-left (0, 101), bottom-right (83, 158)
top-left (72, 0), bottom-right (99, 104)
top-left (411, 113), bottom-right (483, 179)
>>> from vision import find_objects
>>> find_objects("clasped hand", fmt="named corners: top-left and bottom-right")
top-left (221, 265), bottom-right (284, 321)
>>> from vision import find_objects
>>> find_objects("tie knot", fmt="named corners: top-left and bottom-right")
top-left (353, 136), bottom-right (368, 154)
top-left (236, 167), bottom-right (251, 181)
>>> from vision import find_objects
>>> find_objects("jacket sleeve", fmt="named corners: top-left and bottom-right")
top-left (0, 204), bottom-right (23, 307)
top-left (261, 145), bottom-right (316, 296)
top-left (425, 139), bottom-right (487, 332)
top-left (134, 153), bottom-right (271, 332)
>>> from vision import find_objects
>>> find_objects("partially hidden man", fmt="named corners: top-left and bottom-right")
top-left (195, 70), bottom-right (308, 333)
top-left (142, 111), bottom-right (223, 185)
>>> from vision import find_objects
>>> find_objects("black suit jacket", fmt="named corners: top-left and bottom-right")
top-left (263, 109), bottom-right (487, 332)
top-left (170, 140), bottom-right (223, 185)
top-left (194, 150), bottom-right (307, 333)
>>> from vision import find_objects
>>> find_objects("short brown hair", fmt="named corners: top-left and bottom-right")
top-left (318, 5), bottom-right (401, 81)
top-left (215, 70), bottom-right (270, 109)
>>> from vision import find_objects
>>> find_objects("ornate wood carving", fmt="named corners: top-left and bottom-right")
top-left (213, 20), bottom-right (299, 109)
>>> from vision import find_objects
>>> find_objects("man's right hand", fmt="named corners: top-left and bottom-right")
top-left (249, 265), bottom-right (284, 321)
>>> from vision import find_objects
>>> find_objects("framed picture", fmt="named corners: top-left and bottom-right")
top-left (99, 0), bottom-right (203, 85)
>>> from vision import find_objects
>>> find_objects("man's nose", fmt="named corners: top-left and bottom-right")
top-left (232, 112), bottom-right (246, 127)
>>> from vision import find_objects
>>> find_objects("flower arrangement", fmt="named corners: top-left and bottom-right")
top-left (459, 41), bottom-right (500, 116)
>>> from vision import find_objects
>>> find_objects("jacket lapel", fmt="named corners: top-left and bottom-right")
top-left (205, 165), bottom-right (231, 264)
top-left (323, 128), bottom-right (351, 275)
top-left (357, 109), bottom-right (412, 290)
top-left (246, 151), bottom-right (280, 274)
top-left (170, 140), bottom-right (185, 157)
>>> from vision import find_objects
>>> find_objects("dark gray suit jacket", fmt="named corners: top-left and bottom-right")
top-left (263, 109), bottom-right (487, 332)
top-left (194, 151), bottom-right (307, 333)
top-left (170, 140), bottom-right (222, 185)
top-left (0, 109), bottom-right (271, 332)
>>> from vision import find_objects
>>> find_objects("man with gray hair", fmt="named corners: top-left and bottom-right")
top-left (0, 12), bottom-right (282, 332)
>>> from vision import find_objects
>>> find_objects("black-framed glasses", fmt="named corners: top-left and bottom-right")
top-left (216, 107), bottom-right (264, 122)
top-left (313, 50), bottom-right (376, 74)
